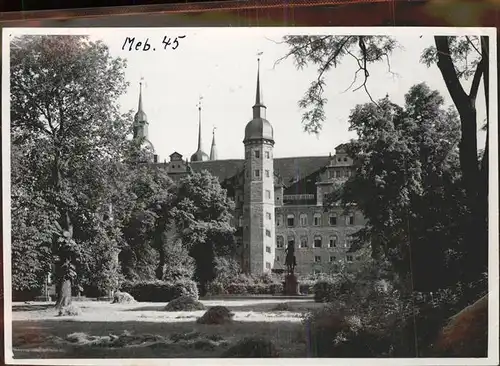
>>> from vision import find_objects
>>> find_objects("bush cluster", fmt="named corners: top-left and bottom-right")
top-left (121, 279), bottom-right (198, 302)
top-left (164, 295), bottom-right (206, 311)
top-left (206, 273), bottom-right (284, 295)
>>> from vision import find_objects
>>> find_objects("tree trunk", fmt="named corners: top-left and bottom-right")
top-left (434, 36), bottom-right (481, 202)
top-left (156, 248), bottom-right (165, 280)
top-left (434, 36), bottom-right (488, 289)
top-left (55, 278), bottom-right (72, 308)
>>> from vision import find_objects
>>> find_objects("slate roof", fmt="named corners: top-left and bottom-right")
top-left (189, 156), bottom-right (331, 188)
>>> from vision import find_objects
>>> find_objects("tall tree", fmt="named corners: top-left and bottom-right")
top-left (172, 171), bottom-right (236, 295)
top-left (281, 34), bottom-right (489, 284)
top-left (10, 35), bottom-right (130, 308)
top-left (326, 84), bottom-right (474, 293)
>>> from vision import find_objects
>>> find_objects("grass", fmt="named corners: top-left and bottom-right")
top-left (12, 299), bottom-right (321, 359)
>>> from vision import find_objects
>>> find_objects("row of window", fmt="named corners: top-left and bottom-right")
top-left (246, 149), bottom-right (271, 159)
top-left (247, 169), bottom-right (271, 179)
top-left (275, 254), bottom-right (357, 263)
top-left (327, 169), bottom-right (352, 179)
top-left (277, 212), bottom-right (355, 227)
top-left (276, 234), bottom-right (352, 249)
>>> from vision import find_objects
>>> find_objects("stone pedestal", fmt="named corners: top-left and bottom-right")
top-left (283, 274), bottom-right (300, 296)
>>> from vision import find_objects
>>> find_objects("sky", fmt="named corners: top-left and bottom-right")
top-left (87, 28), bottom-right (487, 162)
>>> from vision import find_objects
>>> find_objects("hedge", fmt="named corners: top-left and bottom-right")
top-left (121, 279), bottom-right (198, 302)
top-left (207, 281), bottom-right (284, 296)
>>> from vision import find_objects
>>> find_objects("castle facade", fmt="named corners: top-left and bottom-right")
top-left (132, 61), bottom-right (366, 275)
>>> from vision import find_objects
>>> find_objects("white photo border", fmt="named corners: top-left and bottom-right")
top-left (2, 26), bottom-right (498, 366)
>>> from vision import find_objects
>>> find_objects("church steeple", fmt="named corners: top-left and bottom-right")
top-left (133, 80), bottom-right (149, 140)
top-left (190, 97), bottom-right (209, 162)
top-left (197, 101), bottom-right (203, 151)
top-left (210, 126), bottom-right (218, 160)
top-left (252, 57), bottom-right (267, 120)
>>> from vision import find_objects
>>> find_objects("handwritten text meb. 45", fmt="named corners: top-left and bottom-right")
top-left (122, 36), bottom-right (186, 52)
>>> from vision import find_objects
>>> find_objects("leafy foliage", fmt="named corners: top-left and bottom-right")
top-left (278, 35), bottom-right (399, 133)
top-left (326, 84), bottom-right (469, 292)
top-left (10, 35), bottom-right (131, 302)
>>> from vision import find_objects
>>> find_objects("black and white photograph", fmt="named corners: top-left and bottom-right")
top-left (2, 27), bottom-right (498, 364)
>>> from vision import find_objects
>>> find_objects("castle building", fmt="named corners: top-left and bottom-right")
top-left (133, 61), bottom-right (366, 275)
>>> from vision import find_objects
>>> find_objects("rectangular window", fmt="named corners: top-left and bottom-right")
top-left (266, 246), bottom-right (271, 253)
top-left (347, 255), bottom-right (353, 262)
top-left (265, 170), bottom-right (270, 178)
top-left (255, 150), bottom-right (260, 158)
top-left (266, 212), bottom-right (272, 220)
top-left (265, 151), bottom-right (270, 159)
top-left (329, 256), bottom-right (336, 262)
top-left (276, 255), bottom-right (280, 261)
top-left (287, 216), bottom-right (295, 227)
top-left (266, 262), bottom-right (271, 269)
top-left (315, 256), bottom-right (321, 263)
top-left (335, 170), bottom-right (341, 178)
top-left (348, 214), bottom-right (355, 225)
top-left (329, 215), bottom-right (337, 226)
top-left (255, 169), bottom-right (260, 178)
top-left (276, 215), bottom-right (282, 227)
top-left (265, 190), bottom-right (271, 199)
top-left (314, 237), bottom-right (322, 248)
top-left (265, 229), bottom-right (271, 237)
top-left (245, 151), bottom-right (250, 159)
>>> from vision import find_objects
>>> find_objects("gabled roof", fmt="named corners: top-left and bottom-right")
top-left (189, 155), bottom-right (331, 188)
top-left (170, 151), bottom-right (183, 159)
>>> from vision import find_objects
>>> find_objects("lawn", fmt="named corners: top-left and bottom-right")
top-left (11, 298), bottom-right (323, 359)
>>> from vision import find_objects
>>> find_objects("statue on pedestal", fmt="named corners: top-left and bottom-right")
top-left (284, 240), bottom-right (297, 276)
top-left (283, 240), bottom-right (299, 295)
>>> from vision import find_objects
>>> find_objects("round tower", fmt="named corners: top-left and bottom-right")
top-left (242, 58), bottom-right (276, 274)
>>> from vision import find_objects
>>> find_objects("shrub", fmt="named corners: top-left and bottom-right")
top-left (226, 283), bottom-right (248, 295)
top-left (164, 296), bottom-right (206, 311)
top-left (121, 279), bottom-right (198, 302)
top-left (221, 337), bottom-right (279, 358)
top-left (112, 291), bottom-right (136, 304)
top-left (197, 306), bottom-right (234, 325)
top-left (313, 280), bottom-right (337, 302)
top-left (269, 283), bottom-right (283, 295)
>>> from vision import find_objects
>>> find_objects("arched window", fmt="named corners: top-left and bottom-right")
top-left (299, 213), bottom-right (308, 226)
top-left (276, 235), bottom-right (284, 248)
top-left (300, 236), bottom-right (308, 248)
top-left (287, 214), bottom-right (295, 227)
top-left (314, 235), bottom-right (322, 248)
top-left (328, 235), bottom-right (338, 248)
top-left (313, 213), bottom-right (322, 226)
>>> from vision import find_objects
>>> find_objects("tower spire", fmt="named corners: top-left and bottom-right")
top-left (133, 78), bottom-right (148, 140)
top-left (253, 54), bottom-right (266, 119)
top-left (138, 79), bottom-right (144, 112)
top-left (210, 126), bottom-right (218, 160)
top-left (190, 96), bottom-right (209, 162)
top-left (197, 96), bottom-right (203, 151)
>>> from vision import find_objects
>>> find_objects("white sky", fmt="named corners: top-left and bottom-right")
top-left (87, 28), bottom-right (487, 161)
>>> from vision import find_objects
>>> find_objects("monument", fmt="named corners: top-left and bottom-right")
top-left (283, 240), bottom-right (300, 295)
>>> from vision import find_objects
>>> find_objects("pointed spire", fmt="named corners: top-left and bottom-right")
top-left (134, 78), bottom-right (148, 140)
top-left (138, 80), bottom-right (144, 112)
top-left (253, 55), bottom-right (266, 119)
top-left (210, 126), bottom-right (218, 160)
top-left (197, 96), bottom-right (203, 151)
top-left (190, 96), bottom-right (209, 162)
